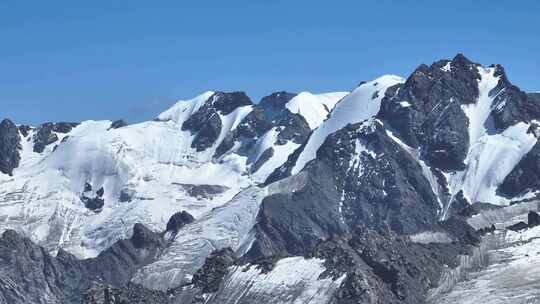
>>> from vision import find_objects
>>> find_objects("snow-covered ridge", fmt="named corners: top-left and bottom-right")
top-left (285, 91), bottom-right (348, 129)
top-left (291, 75), bottom-right (404, 175)
top-left (0, 87), bottom-right (351, 260)
top-left (157, 91), bottom-right (215, 124)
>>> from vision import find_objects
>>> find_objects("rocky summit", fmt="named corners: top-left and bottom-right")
top-left (2, 54), bottom-right (540, 303)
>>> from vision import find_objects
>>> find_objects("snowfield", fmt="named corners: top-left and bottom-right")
top-left (207, 257), bottom-right (346, 304)
top-left (435, 202), bottom-right (540, 304)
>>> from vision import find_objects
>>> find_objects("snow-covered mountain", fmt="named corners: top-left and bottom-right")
top-left (1, 54), bottom-right (540, 304)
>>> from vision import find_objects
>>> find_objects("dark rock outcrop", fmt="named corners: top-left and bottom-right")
top-left (499, 138), bottom-right (540, 197)
top-left (213, 91), bottom-right (312, 175)
top-left (247, 121), bottom-right (442, 260)
top-left (251, 147), bottom-right (274, 173)
top-left (192, 248), bottom-right (236, 293)
top-left (0, 222), bottom-right (169, 304)
top-left (490, 66), bottom-right (540, 130)
top-left (477, 224), bottom-right (496, 235)
top-left (33, 123), bottom-right (59, 153)
top-left (258, 91), bottom-right (297, 119)
top-left (119, 188), bottom-right (135, 203)
top-left (0, 230), bottom-right (89, 304)
top-left (52, 122), bottom-right (79, 133)
top-left (18, 124), bottom-right (32, 137)
top-left (130, 223), bottom-right (164, 250)
top-left (183, 91), bottom-right (252, 152)
top-left (506, 221), bottom-right (529, 232)
top-left (528, 211), bottom-right (540, 228)
top-left (165, 211), bottom-right (195, 233)
top-left (82, 283), bottom-right (174, 304)
top-left (81, 183), bottom-right (105, 212)
top-left (32, 122), bottom-right (79, 153)
top-left (378, 54), bottom-right (481, 171)
top-left (173, 183), bottom-right (229, 199)
top-left (109, 120), bottom-right (128, 130)
top-left (0, 119), bottom-right (21, 175)
top-left (86, 224), bottom-right (165, 287)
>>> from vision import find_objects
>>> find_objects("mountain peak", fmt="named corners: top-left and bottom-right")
top-left (259, 91), bottom-right (297, 111)
top-left (451, 53), bottom-right (477, 66)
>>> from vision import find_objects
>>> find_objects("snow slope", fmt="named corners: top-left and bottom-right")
top-left (291, 75), bottom-right (404, 175)
top-left (285, 91), bottom-right (348, 129)
top-left (443, 67), bottom-right (538, 212)
top-left (0, 92), bottom-right (256, 258)
top-left (133, 172), bottom-right (310, 290)
top-left (207, 257), bottom-right (346, 304)
top-left (0, 87), bottom-right (353, 263)
top-left (249, 127), bottom-right (301, 183)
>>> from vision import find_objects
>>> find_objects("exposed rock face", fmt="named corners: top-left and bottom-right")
top-left (119, 188), bottom-right (135, 202)
top-left (232, 92), bottom-right (297, 143)
top-left (86, 224), bottom-right (165, 287)
top-left (80, 183), bottom-right (105, 212)
top-left (240, 116), bottom-right (484, 304)
top-left (182, 91), bottom-right (253, 152)
top-left (18, 124), bottom-right (32, 137)
top-left (326, 122), bottom-right (441, 234)
top-left (0, 222), bottom-right (168, 304)
top-left (82, 283), bottom-right (175, 304)
top-left (247, 121), bottom-right (442, 261)
top-left (310, 231), bottom-right (456, 304)
top-left (165, 211), bottom-right (195, 233)
top-left (251, 147), bottom-right (274, 172)
top-left (506, 221), bottom-right (529, 232)
top-left (213, 90), bottom-right (312, 176)
top-left (33, 123), bottom-right (59, 153)
top-left (499, 139), bottom-right (540, 197)
top-left (109, 119), bottom-right (128, 129)
top-left (233, 106), bottom-right (274, 139)
top-left (0, 230), bottom-right (89, 304)
top-left (52, 122), bottom-right (79, 133)
top-left (378, 54), bottom-right (480, 170)
top-left (528, 211), bottom-right (540, 228)
top-left (32, 122), bottom-right (79, 153)
top-left (192, 248), bottom-right (236, 293)
top-left (0, 119), bottom-right (21, 175)
top-left (130, 223), bottom-right (164, 249)
top-left (173, 183), bottom-right (230, 199)
top-left (275, 112), bottom-right (311, 145)
top-left (490, 66), bottom-right (540, 130)
top-left (258, 91), bottom-right (298, 118)
top-left (208, 91), bottom-right (253, 115)
top-left (214, 91), bottom-right (299, 160)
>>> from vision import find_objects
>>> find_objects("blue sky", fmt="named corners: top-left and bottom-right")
top-left (1, 1), bottom-right (539, 125)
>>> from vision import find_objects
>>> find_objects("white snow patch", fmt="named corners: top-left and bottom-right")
top-left (410, 231), bottom-right (453, 244)
top-left (285, 91), bottom-right (348, 129)
top-left (399, 101), bottom-right (411, 107)
top-left (441, 61), bottom-right (452, 72)
top-left (207, 257), bottom-right (346, 304)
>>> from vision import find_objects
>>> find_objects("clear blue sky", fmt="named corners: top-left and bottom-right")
top-left (1, 1), bottom-right (539, 125)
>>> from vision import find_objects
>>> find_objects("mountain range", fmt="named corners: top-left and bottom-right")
top-left (1, 54), bottom-right (540, 304)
